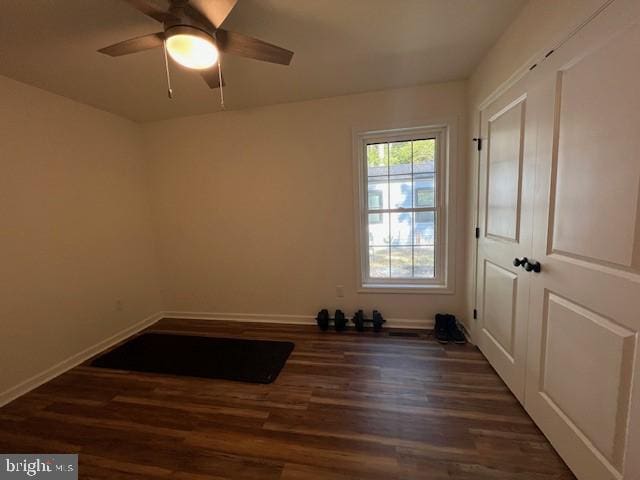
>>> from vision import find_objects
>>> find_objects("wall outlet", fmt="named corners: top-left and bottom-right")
top-left (336, 285), bottom-right (344, 298)
top-left (115, 300), bottom-right (123, 312)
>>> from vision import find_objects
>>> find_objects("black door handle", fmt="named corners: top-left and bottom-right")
top-left (524, 260), bottom-right (541, 273)
top-left (513, 257), bottom-right (542, 273)
top-left (513, 257), bottom-right (528, 267)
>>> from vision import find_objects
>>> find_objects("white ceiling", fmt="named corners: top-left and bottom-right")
top-left (0, 0), bottom-right (525, 122)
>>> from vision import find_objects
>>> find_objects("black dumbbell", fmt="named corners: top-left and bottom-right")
top-left (351, 310), bottom-right (386, 332)
top-left (316, 309), bottom-right (330, 331)
top-left (372, 310), bottom-right (385, 332)
top-left (352, 310), bottom-right (365, 332)
top-left (334, 309), bottom-right (348, 331)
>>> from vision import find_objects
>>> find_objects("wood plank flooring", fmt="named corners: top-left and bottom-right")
top-left (0, 319), bottom-right (576, 479)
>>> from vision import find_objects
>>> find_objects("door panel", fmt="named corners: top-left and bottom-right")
top-left (477, 87), bottom-right (536, 403)
top-left (526, 1), bottom-right (640, 478)
top-left (486, 101), bottom-right (524, 241)
top-left (483, 260), bottom-right (518, 357)
top-left (551, 23), bottom-right (640, 268)
top-left (541, 292), bottom-right (634, 465)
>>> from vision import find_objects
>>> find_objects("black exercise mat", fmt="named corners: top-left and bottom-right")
top-left (91, 333), bottom-right (294, 384)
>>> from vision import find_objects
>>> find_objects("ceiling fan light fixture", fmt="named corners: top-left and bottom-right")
top-left (165, 26), bottom-right (218, 70)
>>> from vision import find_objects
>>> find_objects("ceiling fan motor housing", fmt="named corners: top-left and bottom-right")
top-left (164, 24), bottom-right (215, 43)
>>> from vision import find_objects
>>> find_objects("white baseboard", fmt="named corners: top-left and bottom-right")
top-left (0, 312), bottom-right (163, 408)
top-left (457, 319), bottom-right (475, 345)
top-left (161, 311), bottom-right (435, 330)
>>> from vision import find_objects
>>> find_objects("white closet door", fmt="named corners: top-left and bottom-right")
top-left (476, 77), bottom-right (538, 402)
top-left (525, 1), bottom-right (640, 478)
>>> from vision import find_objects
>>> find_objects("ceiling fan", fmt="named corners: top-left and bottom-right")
top-left (98, 0), bottom-right (294, 93)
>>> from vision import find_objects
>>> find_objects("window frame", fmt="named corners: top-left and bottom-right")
top-left (353, 123), bottom-right (456, 294)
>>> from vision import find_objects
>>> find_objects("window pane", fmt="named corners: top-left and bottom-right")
top-left (367, 143), bottom-right (388, 177)
top-left (368, 212), bottom-right (388, 245)
top-left (389, 174), bottom-right (412, 208)
top-left (413, 139), bottom-right (435, 173)
top-left (390, 247), bottom-right (413, 277)
top-left (368, 190), bottom-right (382, 209)
top-left (390, 212), bottom-right (412, 246)
top-left (414, 174), bottom-right (435, 208)
top-left (369, 247), bottom-right (390, 278)
top-left (415, 211), bottom-right (435, 245)
top-left (389, 141), bottom-right (412, 175)
top-left (367, 179), bottom-right (388, 210)
top-left (414, 246), bottom-right (435, 278)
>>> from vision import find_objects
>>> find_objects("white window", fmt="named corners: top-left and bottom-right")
top-left (354, 125), bottom-right (453, 292)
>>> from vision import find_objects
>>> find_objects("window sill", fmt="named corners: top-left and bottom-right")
top-left (358, 283), bottom-right (454, 295)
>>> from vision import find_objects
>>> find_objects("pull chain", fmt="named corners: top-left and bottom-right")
top-left (163, 40), bottom-right (173, 99)
top-left (217, 57), bottom-right (225, 109)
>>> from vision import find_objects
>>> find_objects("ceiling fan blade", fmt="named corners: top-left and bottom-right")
top-left (187, 0), bottom-right (238, 29)
top-left (123, 0), bottom-right (178, 23)
top-left (216, 30), bottom-right (294, 65)
top-left (200, 65), bottom-right (225, 89)
top-left (98, 32), bottom-right (165, 57)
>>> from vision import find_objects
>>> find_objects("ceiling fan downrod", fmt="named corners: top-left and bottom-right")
top-left (163, 40), bottom-right (174, 99)
top-left (217, 57), bottom-right (225, 109)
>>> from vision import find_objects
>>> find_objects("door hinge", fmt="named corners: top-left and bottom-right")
top-left (475, 227), bottom-right (480, 239)
top-left (473, 138), bottom-right (482, 151)
top-left (473, 309), bottom-right (477, 320)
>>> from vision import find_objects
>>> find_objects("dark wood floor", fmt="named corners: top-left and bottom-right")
top-left (0, 319), bottom-right (576, 479)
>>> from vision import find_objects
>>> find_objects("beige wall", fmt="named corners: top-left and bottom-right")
top-left (144, 82), bottom-right (468, 325)
top-left (0, 75), bottom-right (161, 397)
top-left (464, 0), bottom-right (612, 338)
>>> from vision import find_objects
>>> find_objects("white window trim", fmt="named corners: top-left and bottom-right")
top-left (352, 121), bottom-right (457, 294)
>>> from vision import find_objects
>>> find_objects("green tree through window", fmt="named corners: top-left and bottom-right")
top-left (367, 139), bottom-right (435, 167)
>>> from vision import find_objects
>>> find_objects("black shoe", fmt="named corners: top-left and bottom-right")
top-left (447, 315), bottom-right (467, 344)
top-left (434, 313), bottom-right (450, 344)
